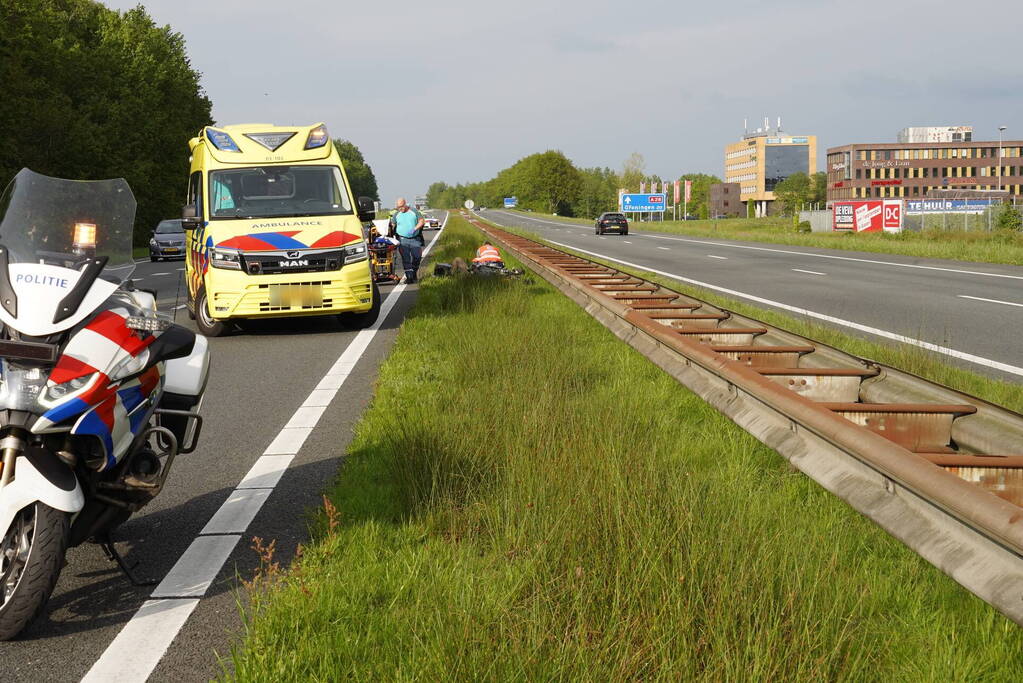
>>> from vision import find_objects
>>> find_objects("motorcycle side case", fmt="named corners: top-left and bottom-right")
top-left (160, 333), bottom-right (209, 452)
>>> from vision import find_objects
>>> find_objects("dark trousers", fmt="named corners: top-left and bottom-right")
top-left (398, 237), bottom-right (422, 283)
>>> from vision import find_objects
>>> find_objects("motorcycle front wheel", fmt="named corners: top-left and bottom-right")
top-left (0, 502), bottom-right (69, 640)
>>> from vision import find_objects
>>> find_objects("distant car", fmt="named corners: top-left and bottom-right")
top-left (149, 219), bottom-right (186, 261)
top-left (682, 214), bottom-right (698, 221)
top-left (595, 212), bottom-right (629, 235)
top-left (424, 215), bottom-right (441, 229)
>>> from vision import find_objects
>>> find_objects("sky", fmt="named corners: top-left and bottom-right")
top-left (108, 0), bottom-right (1023, 204)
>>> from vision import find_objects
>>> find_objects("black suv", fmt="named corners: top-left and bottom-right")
top-left (595, 212), bottom-right (628, 235)
top-left (149, 219), bottom-right (186, 261)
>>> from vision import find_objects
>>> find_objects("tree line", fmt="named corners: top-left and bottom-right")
top-left (426, 151), bottom-right (728, 219)
top-left (1, 0), bottom-right (380, 245)
top-left (0, 0), bottom-right (212, 245)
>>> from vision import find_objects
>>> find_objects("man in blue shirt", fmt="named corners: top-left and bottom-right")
top-left (391, 197), bottom-right (425, 284)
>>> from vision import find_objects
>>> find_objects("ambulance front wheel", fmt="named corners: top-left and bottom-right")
top-left (195, 287), bottom-right (232, 337)
top-left (339, 283), bottom-right (381, 329)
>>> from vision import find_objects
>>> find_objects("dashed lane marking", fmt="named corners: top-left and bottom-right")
top-left (792, 268), bottom-right (826, 276)
top-left (958, 294), bottom-right (1023, 308)
top-left (536, 239), bottom-right (1023, 379)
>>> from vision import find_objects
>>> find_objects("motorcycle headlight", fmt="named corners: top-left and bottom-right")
top-left (342, 243), bottom-right (367, 265)
top-left (39, 372), bottom-right (101, 408)
top-left (210, 247), bottom-right (242, 270)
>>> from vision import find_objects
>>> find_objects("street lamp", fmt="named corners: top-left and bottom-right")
top-left (998, 125), bottom-right (1007, 193)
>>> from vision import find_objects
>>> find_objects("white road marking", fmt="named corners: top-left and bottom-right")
top-left (494, 210), bottom-right (1023, 282)
top-left (598, 236), bottom-right (606, 240)
top-left (237, 455), bottom-right (295, 490)
top-left (150, 272), bottom-right (170, 276)
top-left (150, 535), bottom-right (241, 598)
top-left (263, 427), bottom-right (313, 455)
top-left (173, 304), bottom-right (186, 310)
top-left (623, 241), bottom-right (633, 244)
top-left (83, 219), bottom-right (449, 683)
top-left (80, 599), bottom-right (200, 683)
top-left (792, 268), bottom-right (826, 276)
top-left (285, 405), bottom-right (328, 429)
top-left (707, 255), bottom-right (728, 260)
top-left (958, 294), bottom-right (1023, 308)
top-left (540, 239), bottom-right (1023, 378)
top-left (657, 247), bottom-right (670, 251)
top-left (200, 489), bottom-right (274, 535)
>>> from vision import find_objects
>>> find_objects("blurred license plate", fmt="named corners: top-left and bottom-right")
top-left (164, 248), bottom-right (180, 253)
top-left (268, 284), bottom-right (322, 308)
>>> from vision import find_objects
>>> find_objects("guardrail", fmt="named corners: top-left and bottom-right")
top-left (462, 212), bottom-right (1023, 625)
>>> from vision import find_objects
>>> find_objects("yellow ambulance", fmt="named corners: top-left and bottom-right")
top-left (181, 122), bottom-right (377, 336)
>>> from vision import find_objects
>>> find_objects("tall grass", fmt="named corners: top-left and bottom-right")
top-left (510, 210), bottom-right (1023, 266)
top-left (494, 223), bottom-right (1022, 413)
top-left (226, 217), bottom-right (1023, 681)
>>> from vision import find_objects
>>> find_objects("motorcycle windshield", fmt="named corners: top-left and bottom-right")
top-left (0, 169), bottom-right (136, 284)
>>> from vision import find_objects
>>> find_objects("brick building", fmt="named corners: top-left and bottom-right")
top-left (826, 139), bottom-right (1023, 203)
top-left (709, 182), bottom-right (743, 217)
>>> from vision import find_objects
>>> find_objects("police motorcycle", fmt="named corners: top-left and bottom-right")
top-left (0, 170), bottom-right (209, 639)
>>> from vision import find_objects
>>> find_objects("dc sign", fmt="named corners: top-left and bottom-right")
top-left (620, 193), bottom-right (667, 213)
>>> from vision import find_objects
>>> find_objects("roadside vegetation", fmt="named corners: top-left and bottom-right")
top-left (226, 215), bottom-right (1023, 681)
top-left (505, 209), bottom-right (1023, 266)
top-left (491, 219), bottom-right (1022, 412)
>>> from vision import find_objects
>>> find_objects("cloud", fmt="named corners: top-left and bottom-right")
top-left (106, 0), bottom-right (1023, 199)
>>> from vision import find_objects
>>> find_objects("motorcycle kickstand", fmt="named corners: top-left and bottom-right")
top-left (99, 537), bottom-right (158, 587)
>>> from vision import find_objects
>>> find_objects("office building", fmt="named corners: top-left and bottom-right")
top-left (826, 139), bottom-right (1023, 202)
top-left (724, 122), bottom-right (817, 217)
top-left (897, 126), bottom-right (972, 144)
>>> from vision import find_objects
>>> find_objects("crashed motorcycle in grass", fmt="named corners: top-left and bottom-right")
top-left (0, 169), bottom-right (209, 640)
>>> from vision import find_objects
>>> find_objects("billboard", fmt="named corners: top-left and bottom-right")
top-left (905, 199), bottom-right (996, 215)
top-left (833, 200), bottom-right (903, 233)
top-left (503, 197), bottom-right (518, 209)
top-left (620, 194), bottom-right (667, 212)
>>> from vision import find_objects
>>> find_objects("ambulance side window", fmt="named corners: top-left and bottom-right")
top-left (187, 171), bottom-right (203, 218)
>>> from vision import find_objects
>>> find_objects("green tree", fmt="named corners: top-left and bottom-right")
top-left (677, 173), bottom-right (722, 218)
top-left (620, 153), bottom-right (645, 193)
top-left (575, 167), bottom-right (620, 218)
top-left (772, 172), bottom-right (813, 215)
top-left (333, 139), bottom-right (379, 201)
top-left (995, 202), bottom-right (1022, 231)
top-left (0, 0), bottom-right (213, 245)
top-left (811, 171), bottom-right (828, 207)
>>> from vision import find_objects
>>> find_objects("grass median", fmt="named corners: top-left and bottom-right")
top-left (226, 215), bottom-right (1023, 681)
top-left (505, 210), bottom-right (1023, 266)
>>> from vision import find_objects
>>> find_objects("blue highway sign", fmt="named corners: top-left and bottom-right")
top-left (620, 193), bottom-right (667, 212)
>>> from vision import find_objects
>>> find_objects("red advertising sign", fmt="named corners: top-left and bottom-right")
top-left (833, 200), bottom-right (903, 233)
top-left (870, 179), bottom-right (902, 186)
top-left (673, 180), bottom-right (681, 204)
top-left (684, 180), bottom-right (692, 202)
top-left (883, 200), bottom-right (903, 232)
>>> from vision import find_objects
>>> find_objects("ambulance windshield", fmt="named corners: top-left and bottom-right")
top-left (209, 165), bottom-right (353, 219)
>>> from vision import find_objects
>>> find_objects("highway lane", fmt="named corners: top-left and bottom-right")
top-left (486, 210), bottom-right (1023, 383)
top-left (1, 214), bottom-right (446, 681)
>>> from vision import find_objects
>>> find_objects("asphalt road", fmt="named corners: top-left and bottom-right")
top-left (485, 210), bottom-right (1023, 383)
top-left (0, 214), bottom-right (446, 681)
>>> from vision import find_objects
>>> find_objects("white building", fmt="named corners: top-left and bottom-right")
top-left (897, 126), bottom-right (973, 144)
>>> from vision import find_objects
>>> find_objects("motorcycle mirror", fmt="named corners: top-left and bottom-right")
top-left (356, 196), bottom-right (375, 223)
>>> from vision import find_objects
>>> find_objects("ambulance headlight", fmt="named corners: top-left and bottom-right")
top-left (342, 243), bottom-right (367, 264)
top-left (210, 248), bottom-right (242, 270)
top-left (304, 124), bottom-right (329, 149)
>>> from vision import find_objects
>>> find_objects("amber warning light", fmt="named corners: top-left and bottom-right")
top-left (73, 222), bottom-right (97, 250)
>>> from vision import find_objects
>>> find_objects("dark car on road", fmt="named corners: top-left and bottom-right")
top-left (149, 219), bottom-right (186, 261)
top-left (595, 212), bottom-right (628, 235)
